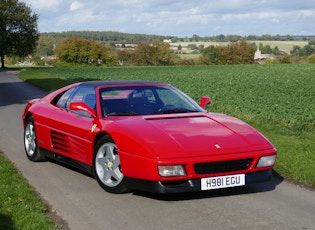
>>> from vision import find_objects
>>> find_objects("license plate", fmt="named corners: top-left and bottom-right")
top-left (201, 174), bottom-right (245, 190)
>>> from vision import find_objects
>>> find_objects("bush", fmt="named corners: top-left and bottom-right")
top-left (263, 58), bottom-right (275, 64)
top-left (278, 55), bottom-right (291, 64)
top-left (32, 56), bottom-right (45, 66)
top-left (308, 54), bottom-right (315, 63)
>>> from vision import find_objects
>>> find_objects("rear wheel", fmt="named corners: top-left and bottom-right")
top-left (24, 116), bottom-right (46, 162)
top-left (93, 135), bottom-right (129, 193)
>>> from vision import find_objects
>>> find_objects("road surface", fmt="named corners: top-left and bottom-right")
top-left (0, 70), bottom-right (314, 230)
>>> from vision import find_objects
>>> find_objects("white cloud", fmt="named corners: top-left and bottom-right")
top-left (23, 0), bottom-right (64, 10)
top-left (20, 0), bottom-right (315, 36)
top-left (298, 10), bottom-right (315, 17)
top-left (70, 1), bottom-right (85, 11)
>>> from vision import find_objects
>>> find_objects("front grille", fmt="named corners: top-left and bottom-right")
top-left (194, 158), bottom-right (253, 174)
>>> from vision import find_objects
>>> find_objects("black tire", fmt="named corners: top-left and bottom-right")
top-left (24, 116), bottom-right (46, 162)
top-left (93, 135), bottom-right (129, 194)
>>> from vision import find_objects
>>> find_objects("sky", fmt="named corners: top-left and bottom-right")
top-left (21, 0), bottom-right (315, 37)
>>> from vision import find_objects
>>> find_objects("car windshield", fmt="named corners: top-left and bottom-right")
top-left (100, 85), bottom-right (203, 117)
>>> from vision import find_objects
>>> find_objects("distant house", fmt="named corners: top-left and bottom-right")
top-left (254, 47), bottom-right (274, 63)
top-left (163, 39), bottom-right (172, 43)
top-left (254, 47), bottom-right (266, 60)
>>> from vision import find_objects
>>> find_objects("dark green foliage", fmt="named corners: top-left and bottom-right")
top-left (200, 45), bottom-right (218, 64)
top-left (291, 40), bottom-right (315, 57)
top-left (0, 0), bottom-right (39, 68)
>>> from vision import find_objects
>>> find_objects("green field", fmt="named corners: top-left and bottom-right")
top-left (250, 40), bottom-right (308, 53)
top-left (19, 64), bottom-right (315, 187)
top-left (171, 41), bottom-right (308, 54)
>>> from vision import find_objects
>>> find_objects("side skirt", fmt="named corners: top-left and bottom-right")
top-left (39, 147), bottom-right (94, 176)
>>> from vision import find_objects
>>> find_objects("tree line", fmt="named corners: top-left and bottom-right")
top-left (54, 37), bottom-right (259, 66)
top-left (55, 37), bottom-right (177, 66)
top-left (36, 32), bottom-right (315, 59)
top-left (53, 36), bottom-right (315, 66)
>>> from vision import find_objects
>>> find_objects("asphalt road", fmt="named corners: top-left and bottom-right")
top-left (1, 70), bottom-right (315, 230)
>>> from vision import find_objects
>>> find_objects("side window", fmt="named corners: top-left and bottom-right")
top-left (68, 86), bottom-right (96, 117)
top-left (56, 87), bottom-right (76, 109)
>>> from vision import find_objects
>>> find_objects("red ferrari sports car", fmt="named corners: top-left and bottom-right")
top-left (22, 80), bottom-right (277, 194)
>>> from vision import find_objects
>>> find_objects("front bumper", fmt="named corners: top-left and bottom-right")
top-left (124, 169), bottom-right (273, 193)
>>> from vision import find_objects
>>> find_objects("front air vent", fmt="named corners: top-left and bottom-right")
top-left (194, 158), bottom-right (253, 174)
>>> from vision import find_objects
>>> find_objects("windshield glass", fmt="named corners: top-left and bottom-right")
top-left (99, 85), bottom-right (203, 117)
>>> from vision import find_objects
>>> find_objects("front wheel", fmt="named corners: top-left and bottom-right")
top-left (93, 135), bottom-right (129, 194)
top-left (24, 116), bottom-right (46, 162)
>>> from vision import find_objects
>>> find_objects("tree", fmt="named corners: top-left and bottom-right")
top-left (309, 40), bottom-right (315, 46)
top-left (216, 39), bottom-right (256, 64)
top-left (133, 41), bottom-right (175, 66)
top-left (291, 45), bottom-right (301, 56)
top-left (177, 44), bottom-right (182, 54)
top-left (0, 0), bottom-right (39, 68)
top-left (55, 37), bottom-right (116, 65)
top-left (200, 45), bottom-right (218, 64)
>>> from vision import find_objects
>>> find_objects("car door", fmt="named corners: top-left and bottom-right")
top-left (49, 85), bottom-right (97, 164)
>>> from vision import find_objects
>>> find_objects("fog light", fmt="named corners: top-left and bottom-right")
top-left (256, 155), bottom-right (276, 168)
top-left (158, 165), bottom-right (186, 177)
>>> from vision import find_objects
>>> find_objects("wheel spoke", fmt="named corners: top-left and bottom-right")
top-left (96, 155), bottom-right (107, 166)
top-left (105, 145), bottom-right (115, 160)
top-left (111, 155), bottom-right (120, 169)
top-left (111, 168), bottom-right (123, 181)
top-left (103, 170), bottom-right (112, 182)
top-left (95, 141), bottom-right (123, 188)
top-left (29, 141), bottom-right (35, 153)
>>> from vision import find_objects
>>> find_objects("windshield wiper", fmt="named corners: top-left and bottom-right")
top-left (158, 108), bottom-right (198, 114)
top-left (107, 111), bottom-right (140, 116)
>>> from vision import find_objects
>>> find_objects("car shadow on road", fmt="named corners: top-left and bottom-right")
top-left (0, 81), bottom-right (47, 107)
top-left (132, 171), bottom-right (283, 201)
top-left (46, 156), bottom-right (284, 201)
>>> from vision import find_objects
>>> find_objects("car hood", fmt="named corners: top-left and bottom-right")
top-left (108, 112), bottom-right (274, 159)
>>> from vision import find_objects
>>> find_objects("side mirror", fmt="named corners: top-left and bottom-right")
top-left (199, 96), bottom-right (211, 109)
top-left (69, 102), bottom-right (97, 117)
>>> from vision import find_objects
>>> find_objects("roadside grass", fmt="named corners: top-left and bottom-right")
top-left (19, 68), bottom-right (70, 92)
top-left (18, 65), bottom-right (315, 188)
top-left (0, 152), bottom-right (60, 230)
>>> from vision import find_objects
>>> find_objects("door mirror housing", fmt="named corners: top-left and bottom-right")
top-left (69, 102), bottom-right (97, 117)
top-left (199, 96), bottom-right (211, 109)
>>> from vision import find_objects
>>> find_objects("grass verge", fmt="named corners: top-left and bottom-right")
top-left (0, 152), bottom-right (61, 230)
